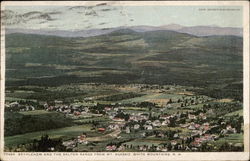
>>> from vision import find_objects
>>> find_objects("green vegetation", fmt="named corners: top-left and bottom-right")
top-left (5, 124), bottom-right (94, 147)
top-left (216, 133), bottom-right (243, 144)
top-left (98, 92), bottom-right (144, 101)
top-left (73, 116), bottom-right (110, 124)
top-left (6, 30), bottom-right (242, 101)
top-left (4, 29), bottom-right (243, 152)
top-left (225, 109), bottom-right (243, 117)
top-left (5, 111), bottom-right (74, 136)
top-left (19, 110), bottom-right (51, 115)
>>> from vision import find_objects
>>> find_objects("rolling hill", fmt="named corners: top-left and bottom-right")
top-left (5, 29), bottom-right (243, 100)
top-left (6, 24), bottom-right (242, 37)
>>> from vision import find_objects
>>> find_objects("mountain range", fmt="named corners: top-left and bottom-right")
top-left (5, 24), bottom-right (242, 38)
top-left (5, 27), bottom-right (243, 101)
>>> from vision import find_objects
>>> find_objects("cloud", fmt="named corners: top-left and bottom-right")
top-left (99, 22), bottom-right (107, 25)
top-left (68, 6), bottom-right (86, 10)
top-left (2, 9), bottom-right (58, 26)
top-left (22, 11), bottom-right (59, 21)
top-left (47, 11), bottom-right (62, 15)
top-left (2, 5), bottom-right (128, 30)
top-left (85, 10), bottom-right (98, 17)
top-left (1, 10), bottom-right (26, 25)
top-left (85, 25), bottom-right (93, 29)
top-left (101, 8), bottom-right (111, 12)
top-left (22, 12), bottom-right (55, 21)
top-left (22, 11), bottom-right (42, 17)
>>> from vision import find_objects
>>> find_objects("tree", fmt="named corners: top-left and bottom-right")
top-left (167, 143), bottom-right (172, 151)
top-left (31, 134), bottom-right (66, 152)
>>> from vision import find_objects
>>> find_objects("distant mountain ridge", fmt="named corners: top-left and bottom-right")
top-left (6, 24), bottom-right (242, 37)
top-left (5, 28), bottom-right (243, 101)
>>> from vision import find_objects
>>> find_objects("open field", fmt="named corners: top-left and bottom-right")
top-left (4, 28), bottom-right (243, 152)
top-left (120, 93), bottom-right (184, 104)
top-left (5, 83), bottom-right (244, 152)
top-left (212, 133), bottom-right (243, 146)
top-left (19, 110), bottom-right (51, 115)
top-left (5, 124), bottom-right (94, 147)
top-left (225, 109), bottom-right (243, 117)
top-left (73, 116), bottom-right (110, 124)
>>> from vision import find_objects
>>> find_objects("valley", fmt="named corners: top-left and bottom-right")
top-left (4, 28), bottom-right (243, 152)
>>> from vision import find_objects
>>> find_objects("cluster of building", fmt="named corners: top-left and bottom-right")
top-left (5, 86), bottom-right (242, 152)
top-left (5, 101), bottom-right (35, 111)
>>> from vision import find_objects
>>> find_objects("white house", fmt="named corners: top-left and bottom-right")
top-left (144, 125), bottom-right (153, 130)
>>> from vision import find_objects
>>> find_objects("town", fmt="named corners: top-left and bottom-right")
top-left (5, 84), bottom-right (243, 152)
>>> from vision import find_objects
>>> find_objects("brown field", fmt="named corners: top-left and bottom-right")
top-left (146, 98), bottom-right (169, 107)
top-left (176, 91), bottom-right (194, 96)
top-left (216, 99), bottom-right (233, 103)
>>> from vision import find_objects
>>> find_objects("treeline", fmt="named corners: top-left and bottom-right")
top-left (6, 73), bottom-right (141, 87)
top-left (31, 135), bottom-right (66, 152)
top-left (4, 112), bottom-right (74, 136)
top-left (193, 83), bottom-right (243, 101)
top-left (203, 102), bottom-right (242, 117)
top-left (7, 135), bottom-right (67, 152)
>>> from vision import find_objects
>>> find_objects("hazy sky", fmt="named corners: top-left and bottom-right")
top-left (3, 5), bottom-right (243, 30)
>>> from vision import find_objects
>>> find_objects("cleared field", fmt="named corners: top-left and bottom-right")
top-left (216, 99), bottom-right (234, 103)
top-left (120, 93), bottom-right (183, 104)
top-left (19, 110), bottom-right (51, 115)
top-left (213, 133), bottom-right (243, 145)
top-left (225, 109), bottom-right (243, 117)
top-left (86, 129), bottom-right (121, 142)
top-left (5, 124), bottom-right (94, 147)
top-left (5, 97), bottom-right (36, 102)
top-left (176, 91), bottom-right (194, 96)
top-left (73, 116), bottom-right (110, 123)
top-left (6, 91), bottom-right (35, 99)
top-left (76, 141), bottom-right (108, 152)
top-left (122, 107), bottom-right (148, 111)
top-left (122, 139), bottom-right (162, 147)
top-left (188, 104), bottom-right (204, 109)
top-left (146, 99), bottom-right (169, 107)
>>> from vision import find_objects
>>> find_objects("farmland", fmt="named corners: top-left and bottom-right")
top-left (4, 28), bottom-right (243, 152)
top-left (5, 83), bottom-right (243, 152)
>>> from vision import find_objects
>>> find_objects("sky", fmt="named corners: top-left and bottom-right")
top-left (2, 4), bottom-right (243, 30)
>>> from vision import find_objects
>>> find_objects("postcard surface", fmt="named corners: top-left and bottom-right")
top-left (0, 1), bottom-right (249, 161)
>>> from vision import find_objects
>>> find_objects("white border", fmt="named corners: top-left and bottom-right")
top-left (0, 2), bottom-right (6, 160)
